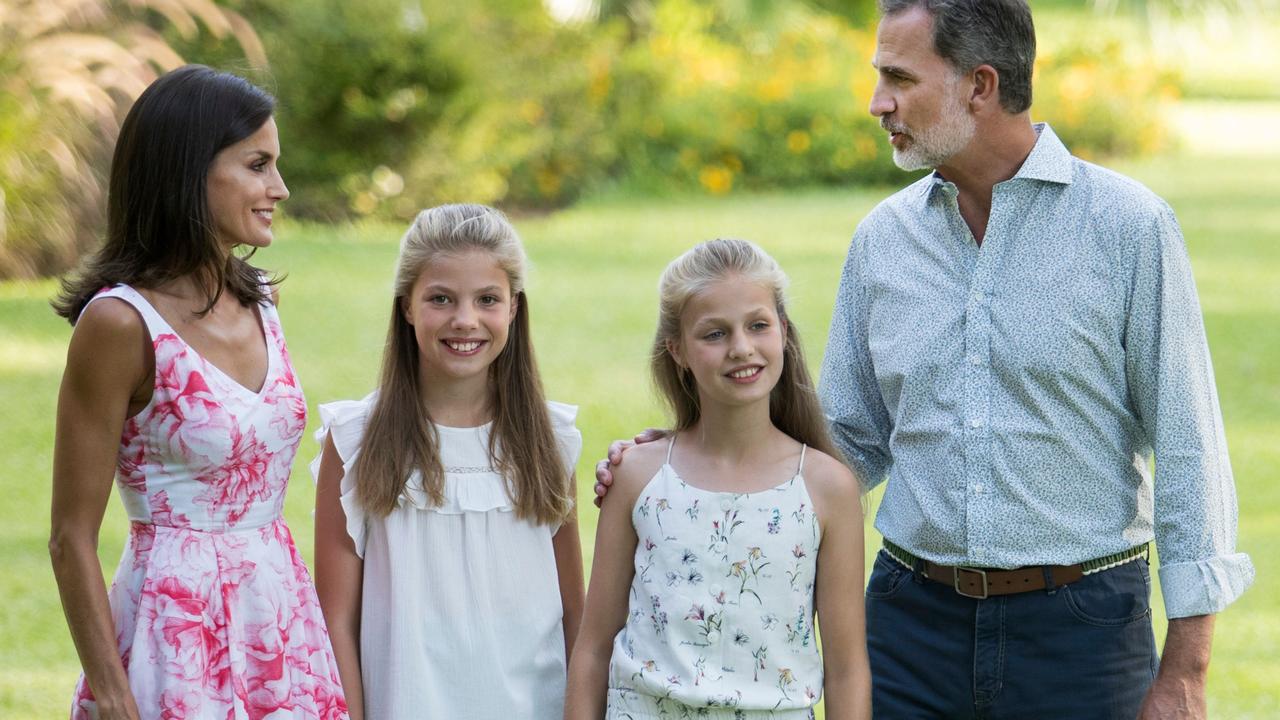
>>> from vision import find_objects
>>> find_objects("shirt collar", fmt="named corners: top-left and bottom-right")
top-left (923, 122), bottom-right (1074, 199)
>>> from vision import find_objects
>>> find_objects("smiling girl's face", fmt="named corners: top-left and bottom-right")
top-left (668, 276), bottom-right (785, 410)
top-left (402, 249), bottom-right (517, 388)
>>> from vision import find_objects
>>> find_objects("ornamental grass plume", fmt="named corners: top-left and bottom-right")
top-left (0, 0), bottom-right (265, 279)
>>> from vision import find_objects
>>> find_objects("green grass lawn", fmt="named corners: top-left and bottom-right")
top-left (2, 151), bottom-right (1276, 717)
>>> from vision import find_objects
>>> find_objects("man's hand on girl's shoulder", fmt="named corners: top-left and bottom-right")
top-left (593, 428), bottom-right (668, 507)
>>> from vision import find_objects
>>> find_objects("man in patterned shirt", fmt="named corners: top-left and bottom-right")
top-left (816, 0), bottom-right (1254, 716)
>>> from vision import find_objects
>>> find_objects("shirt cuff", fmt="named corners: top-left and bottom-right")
top-left (1158, 552), bottom-right (1255, 618)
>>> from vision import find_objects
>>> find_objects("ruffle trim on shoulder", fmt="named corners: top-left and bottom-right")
top-left (310, 393), bottom-right (377, 558)
top-left (547, 400), bottom-right (584, 477)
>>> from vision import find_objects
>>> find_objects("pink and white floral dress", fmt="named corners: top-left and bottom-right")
top-left (70, 285), bottom-right (348, 720)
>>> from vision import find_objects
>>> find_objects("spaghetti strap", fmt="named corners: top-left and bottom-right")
top-left (665, 433), bottom-right (677, 464)
top-left (796, 443), bottom-right (808, 475)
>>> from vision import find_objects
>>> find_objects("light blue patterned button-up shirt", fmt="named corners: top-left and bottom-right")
top-left (820, 124), bottom-right (1253, 618)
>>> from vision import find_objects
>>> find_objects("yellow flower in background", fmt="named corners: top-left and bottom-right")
top-left (699, 165), bottom-right (733, 195)
top-left (536, 166), bottom-right (562, 197)
top-left (519, 99), bottom-right (545, 125)
top-left (724, 155), bottom-right (743, 173)
top-left (787, 130), bottom-right (811, 154)
top-left (371, 166), bottom-right (404, 198)
top-left (855, 135), bottom-right (878, 161)
top-left (350, 191), bottom-right (378, 215)
top-left (1058, 65), bottom-right (1095, 104)
top-left (588, 54), bottom-right (612, 104)
top-left (758, 75), bottom-right (791, 102)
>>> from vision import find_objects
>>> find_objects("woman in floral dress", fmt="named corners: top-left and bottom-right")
top-left (48, 66), bottom-right (348, 720)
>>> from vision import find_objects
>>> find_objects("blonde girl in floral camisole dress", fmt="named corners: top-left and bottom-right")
top-left (566, 239), bottom-right (871, 720)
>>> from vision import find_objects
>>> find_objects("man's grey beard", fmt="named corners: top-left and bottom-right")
top-left (886, 80), bottom-right (976, 171)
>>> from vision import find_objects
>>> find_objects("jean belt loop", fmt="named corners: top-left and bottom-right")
top-left (1041, 565), bottom-right (1058, 595)
top-left (912, 555), bottom-right (927, 584)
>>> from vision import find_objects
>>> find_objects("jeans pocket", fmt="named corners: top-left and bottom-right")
top-left (866, 551), bottom-right (911, 599)
top-left (1062, 560), bottom-right (1152, 627)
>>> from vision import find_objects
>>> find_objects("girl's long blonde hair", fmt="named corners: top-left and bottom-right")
top-left (651, 238), bottom-right (843, 462)
top-left (353, 204), bottom-right (571, 524)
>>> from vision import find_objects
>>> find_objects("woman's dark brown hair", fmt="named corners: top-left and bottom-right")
top-left (53, 65), bottom-right (279, 323)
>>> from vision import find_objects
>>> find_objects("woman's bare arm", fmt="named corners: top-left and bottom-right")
top-left (50, 300), bottom-right (150, 720)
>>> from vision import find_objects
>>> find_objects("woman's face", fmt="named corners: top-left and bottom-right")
top-left (206, 117), bottom-right (289, 251)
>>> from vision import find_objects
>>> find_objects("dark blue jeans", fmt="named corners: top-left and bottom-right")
top-left (865, 550), bottom-right (1158, 719)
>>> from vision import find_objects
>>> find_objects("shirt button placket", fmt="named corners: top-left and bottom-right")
top-left (963, 204), bottom-right (997, 565)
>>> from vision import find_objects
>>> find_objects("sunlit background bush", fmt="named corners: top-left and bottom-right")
top-left (0, 0), bottom-right (1274, 277)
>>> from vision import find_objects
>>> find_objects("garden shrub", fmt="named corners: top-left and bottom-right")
top-left (0, 0), bottom-right (1182, 278)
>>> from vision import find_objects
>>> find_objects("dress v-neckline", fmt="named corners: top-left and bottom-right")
top-left (131, 288), bottom-right (275, 400)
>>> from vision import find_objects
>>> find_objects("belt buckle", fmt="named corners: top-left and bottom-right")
top-left (954, 567), bottom-right (989, 599)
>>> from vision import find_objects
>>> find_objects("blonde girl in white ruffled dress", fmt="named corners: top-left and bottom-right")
top-left (312, 204), bottom-right (584, 720)
top-left (565, 239), bottom-right (871, 720)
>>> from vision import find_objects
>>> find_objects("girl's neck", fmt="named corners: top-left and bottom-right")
top-left (683, 398), bottom-right (778, 463)
top-left (418, 369), bottom-right (494, 428)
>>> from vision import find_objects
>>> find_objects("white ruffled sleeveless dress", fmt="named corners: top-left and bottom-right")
top-left (311, 393), bottom-right (582, 720)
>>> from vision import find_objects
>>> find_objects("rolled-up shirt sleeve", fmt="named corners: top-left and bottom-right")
top-left (820, 227), bottom-right (893, 494)
top-left (1124, 202), bottom-right (1255, 618)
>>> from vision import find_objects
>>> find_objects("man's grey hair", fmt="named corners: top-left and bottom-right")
top-left (879, 0), bottom-right (1036, 114)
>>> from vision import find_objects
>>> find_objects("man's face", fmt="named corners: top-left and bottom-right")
top-left (869, 7), bottom-right (976, 171)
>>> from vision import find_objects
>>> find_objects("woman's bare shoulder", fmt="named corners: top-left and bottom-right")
top-left (71, 297), bottom-right (147, 351)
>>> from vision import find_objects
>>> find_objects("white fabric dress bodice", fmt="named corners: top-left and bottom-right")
top-left (607, 438), bottom-right (823, 718)
top-left (312, 394), bottom-right (582, 720)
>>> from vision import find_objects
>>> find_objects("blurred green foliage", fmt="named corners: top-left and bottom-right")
top-left (164, 0), bottom-right (1185, 216)
top-left (4, 0), bottom-right (1189, 278)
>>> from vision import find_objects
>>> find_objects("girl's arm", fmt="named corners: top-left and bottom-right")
top-left (49, 301), bottom-right (148, 720)
top-left (553, 474), bottom-right (586, 664)
top-left (563, 448), bottom-right (652, 720)
top-left (314, 434), bottom-right (366, 720)
top-left (808, 455), bottom-right (872, 720)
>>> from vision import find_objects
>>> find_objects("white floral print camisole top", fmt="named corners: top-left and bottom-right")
top-left (608, 436), bottom-right (824, 715)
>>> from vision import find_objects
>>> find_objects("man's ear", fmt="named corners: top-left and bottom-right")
top-left (401, 297), bottom-right (413, 327)
top-left (969, 64), bottom-right (1001, 112)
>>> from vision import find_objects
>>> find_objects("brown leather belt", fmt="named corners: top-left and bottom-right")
top-left (884, 540), bottom-right (1146, 600)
